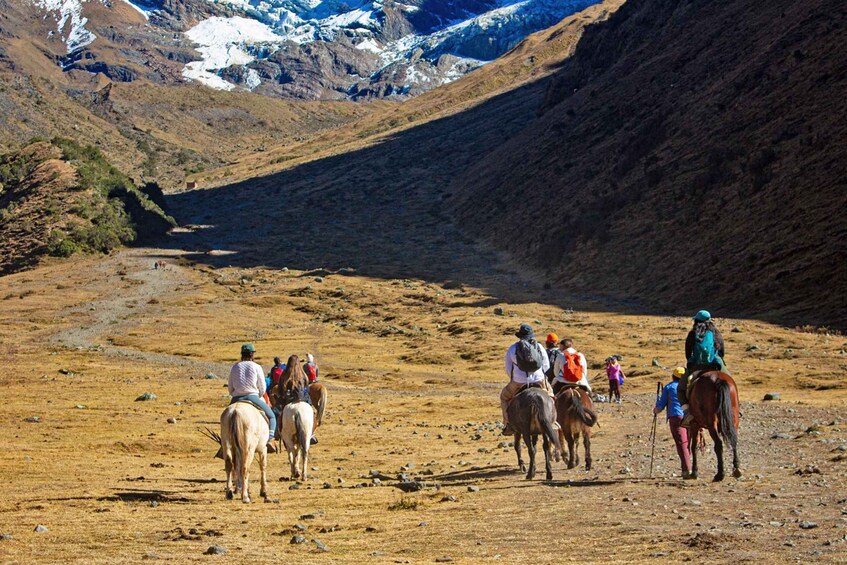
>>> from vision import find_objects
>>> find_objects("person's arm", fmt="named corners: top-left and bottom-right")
top-left (540, 343), bottom-right (550, 373)
top-left (579, 353), bottom-right (588, 376)
top-left (714, 328), bottom-right (726, 359)
top-left (505, 347), bottom-right (514, 379)
top-left (653, 385), bottom-right (668, 414)
top-left (685, 331), bottom-right (694, 360)
top-left (553, 355), bottom-right (563, 378)
top-left (228, 367), bottom-right (236, 396)
top-left (256, 365), bottom-right (267, 397)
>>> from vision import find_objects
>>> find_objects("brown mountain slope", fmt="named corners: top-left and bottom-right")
top-left (451, 0), bottom-right (847, 329)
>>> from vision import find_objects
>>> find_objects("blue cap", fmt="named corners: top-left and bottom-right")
top-left (693, 310), bottom-right (711, 322)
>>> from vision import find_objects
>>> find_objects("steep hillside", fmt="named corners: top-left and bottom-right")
top-left (452, 0), bottom-right (847, 329)
top-left (0, 139), bottom-right (175, 273)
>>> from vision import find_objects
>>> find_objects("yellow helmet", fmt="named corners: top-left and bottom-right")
top-left (673, 367), bottom-right (686, 376)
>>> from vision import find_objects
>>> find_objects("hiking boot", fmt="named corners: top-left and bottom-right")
top-left (266, 439), bottom-right (279, 454)
top-left (501, 423), bottom-right (515, 436)
top-left (310, 436), bottom-right (318, 445)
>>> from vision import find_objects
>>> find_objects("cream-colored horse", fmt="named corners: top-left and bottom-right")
top-left (281, 401), bottom-right (314, 481)
top-left (220, 402), bottom-right (269, 503)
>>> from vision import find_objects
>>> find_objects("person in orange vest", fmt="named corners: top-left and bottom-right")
top-left (552, 338), bottom-right (592, 395)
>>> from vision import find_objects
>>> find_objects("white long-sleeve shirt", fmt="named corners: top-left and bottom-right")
top-left (553, 347), bottom-right (591, 390)
top-left (505, 341), bottom-right (550, 384)
top-left (228, 360), bottom-right (266, 397)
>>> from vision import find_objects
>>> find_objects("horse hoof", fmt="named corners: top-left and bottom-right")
top-left (585, 464), bottom-right (592, 471)
top-left (712, 474), bottom-right (724, 482)
top-left (225, 491), bottom-right (233, 500)
top-left (520, 464), bottom-right (527, 473)
top-left (525, 473), bottom-right (535, 480)
top-left (567, 463), bottom-right (575, 470)
top-left (242, 497), bottom-right (251, 504)
top-left (546, 473), bottom-right (553, 481)
top-left (732, 469), bottom-right (742, 479)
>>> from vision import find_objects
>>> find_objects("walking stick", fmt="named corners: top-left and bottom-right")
top-left (648, 381), bottom-right (661, 478)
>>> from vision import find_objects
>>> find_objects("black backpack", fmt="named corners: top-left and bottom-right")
top-left (515, 338), bottom-right (544, 373)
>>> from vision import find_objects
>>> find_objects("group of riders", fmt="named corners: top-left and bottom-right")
top-left (500, 309), bottom-right (730, 477)
top-left (227, 344), bottom-right (320, 454)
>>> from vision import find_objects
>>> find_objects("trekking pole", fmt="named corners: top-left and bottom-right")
top-left (648, 381), bottom-right (660, 478)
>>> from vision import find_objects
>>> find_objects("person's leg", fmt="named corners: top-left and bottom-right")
top-left (243, 394), bottom-right (276, 442)
top-left (669, 416), bottom-right (691, 475)
top-left (500, 381), bottom-right (520, 431)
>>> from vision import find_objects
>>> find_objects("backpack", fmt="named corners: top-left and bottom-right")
top-left (269, 366), bottom-right (283, 387)
top-left (561, 351), bottom-right (584, 382)
top-left (545, 347), bottom-right (561, 379)
top-left (514, 339), bottom-right (544, 374)
top-left (690, 330), bottom-right (717, 365)
top-left (304, 363), bottom-right (318, 383)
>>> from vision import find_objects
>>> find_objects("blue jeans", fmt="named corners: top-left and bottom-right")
top-left (230, 395), bottom-right (275, 440)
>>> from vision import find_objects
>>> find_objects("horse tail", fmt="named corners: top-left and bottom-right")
top-left (533, 394), bottom-right (563, 456)
top-left (569, 392), bottom-right (598, 427)
top-left (229, 409), bottom-right (243, 484)
top-left (716, 379), bottom-right (737, 447)
top-left (295, 410), bottom-right (309, 454)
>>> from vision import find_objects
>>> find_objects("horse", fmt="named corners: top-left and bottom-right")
top-left (508, 386), bottom-right (563, 480)
top-left (554, 385), bottom-right (598, 471)
top-left (280, 391), bottom-right (314, 481)
top-left (687, 371), bottom-right (741, 482)
top-left (220, 402), bottom-right (269, 503)
top-left (308, 382), bottom-right (328, 426)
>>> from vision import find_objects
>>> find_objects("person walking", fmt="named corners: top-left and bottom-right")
top-left (653, 367), bottom-right (692, 478)
top-left (500, 323), bottom-right (553, 435)
top-left (605, 356), bottom-right (625, 403)
top-left (229, 343), bottom-right (278, 452)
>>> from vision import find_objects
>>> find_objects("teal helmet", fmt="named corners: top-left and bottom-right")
top-left (693, 310), bottom-right (711, 322)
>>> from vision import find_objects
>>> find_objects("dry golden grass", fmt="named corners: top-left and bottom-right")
top-left (0, 248), bottom-right (845, 563)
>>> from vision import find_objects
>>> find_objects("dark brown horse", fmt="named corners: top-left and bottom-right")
top-left (508, 387), bottom-right (563, 480)
top-left (688, 371), bottom-right (741, 482)
top-left (555, 386), bottom-right (598, 470)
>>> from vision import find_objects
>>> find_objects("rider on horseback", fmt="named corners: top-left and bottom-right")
top-left (501, 323), bottom-right (555, 435)
top-left (552, 339), bottom-right (592, 395)
top-left (679, 310), bottom-right (728, 425)
top-left (229, 343), bottom-right (279, 453)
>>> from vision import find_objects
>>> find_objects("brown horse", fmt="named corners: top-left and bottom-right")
top-left (308, 382), bottom-right (328, 426)
top-left (508, 387), bottom-right (563, 480)
top-left (688, 371), bottom-right (741, 482)
top-left (555, 386), bottom-right (598, 471)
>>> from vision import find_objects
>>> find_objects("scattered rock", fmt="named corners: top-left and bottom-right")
top-left (34, 525), bottom-right (48, 533)
top-left (745, 344), bottom-right (760, 351)
top-left (794, 465), bottom-right (821, 476)
top-left (289, 483), bottom-right (300, 490)
top-left (166, 417), bottom-right (177, 424)
top-left (493, 307), bottom-right (504, 316)
top-left (418, 521), bottom-right (428, 527)
top-left (205, 373), bottom-right (219, 380)
top-left (74, 404), bottom-right (87, 409)
top-left (290, 535), bottom-right (307, 544)
top-left (135, 392), bottom-right (157, 402)
top-left (440, 495), bottom-right (457, 502)
top-left (763, 392), bottom-right (781, 401)
top-left (467, 486), bottom-right (479, 492)
top-left (364, 526), bottom-right (379, 533)
top-left (0, 533), bottom-right (12, 540)
top-left (322, 482), bottom-right (332, 489)
top-left (651, 358), bottom-right (662, 367)
top-left (314, 539), bottom-right (329, 552)
top-left (771, 433), bottom-right (793, 440)
top-left (299, 514), bottom-right (317, 520)
top-left (435, 557), bottom-right (453, 563)
top-left (799, 522), bottom-right (818, 529)
top-left (397, 481), bottom-right (425, 493)
top-left (150, 501), bottom-right (159, 508)
top-left (24, 416), bottom-right (41, 423)
top-left (204, 545), bottom-right (226, 555)
top-left (142, 553), bottom-right (160, 559)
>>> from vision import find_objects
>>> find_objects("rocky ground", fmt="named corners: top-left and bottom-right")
top-left (0, 248), bottom-right (845, 563)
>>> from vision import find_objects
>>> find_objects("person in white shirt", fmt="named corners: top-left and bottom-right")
top-left (228, 343), bottom-right (278, 452)
top-left (552, 338), bottom-right (592, 394)
top-left (500, 323), bottom-right (555, 435)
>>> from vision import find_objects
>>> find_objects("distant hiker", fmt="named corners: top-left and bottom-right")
top-left (501, 323), bottom-right (554, 435)
top-left (552, 338), bottom-right (591, 394)
top-left (153, 261), bottom-right (159, 270)
top-left (544, 333), bottom-right (561, 382)
top-left (654, 367), bottom-right (692, 478)
top-left (229, 343), bottom-right (278, 453)
top-left (605, 356), bottom-right (625, 403)
top-left (679, 310), bottom-right (728, 424)
top-left (303, 353), bottom-right (319, 383)
top-left (267, 356), bottom-right (286, 392)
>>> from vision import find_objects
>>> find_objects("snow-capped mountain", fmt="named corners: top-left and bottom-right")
top-left (19, 0), bottom-right (600, 99)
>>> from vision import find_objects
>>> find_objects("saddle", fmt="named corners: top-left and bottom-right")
top-left (233, 399), bottom-right (270, 427)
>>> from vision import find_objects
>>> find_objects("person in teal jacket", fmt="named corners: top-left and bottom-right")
top-left (679, 310), bottom-right (728, 422)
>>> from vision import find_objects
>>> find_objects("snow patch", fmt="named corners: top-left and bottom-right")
top-left (32, 0), bottom-right (97, 53)
top-left (122, 0), bottom-right (151, 20)
top-left (355, 38), bottom-right (382, 54)
top-left (182, 16), bottom-right (282, 91)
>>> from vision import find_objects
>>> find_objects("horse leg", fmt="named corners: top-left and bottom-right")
top-left (565, 430), bottom-right (576, 469)
top-left (731, 437), bottom-right (742, 479)
top-left (224, 455), bottom-right (234, 500)
top-left (583, 427), bottom-right (592, 471)
top-left (258, 447), bottom-right (269, 500)
top-left (573, 430), bottom-right (580, 468)
top-left (542, 433), bottom-right (553, 481)
top-left (525, 433), bottom-right (537, 480)
top-left (241, 448), bottom-right (255, 503)
top-left (710, 427), bottom-right (724, 482)
top-left (514, 434), bottom-right (525, 473)
top-left (301, 446), bottom-right (309, 481)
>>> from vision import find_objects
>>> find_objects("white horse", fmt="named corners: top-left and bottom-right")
top-left (220, 402), bottom-right (269, 503)
top-left (281, 401), bottom-right (314, 481)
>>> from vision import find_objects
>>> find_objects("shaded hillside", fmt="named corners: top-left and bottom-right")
top-left (452, 0), bottom-right (847, 329)
top-left (0, 139), bottom-right (175, 274)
